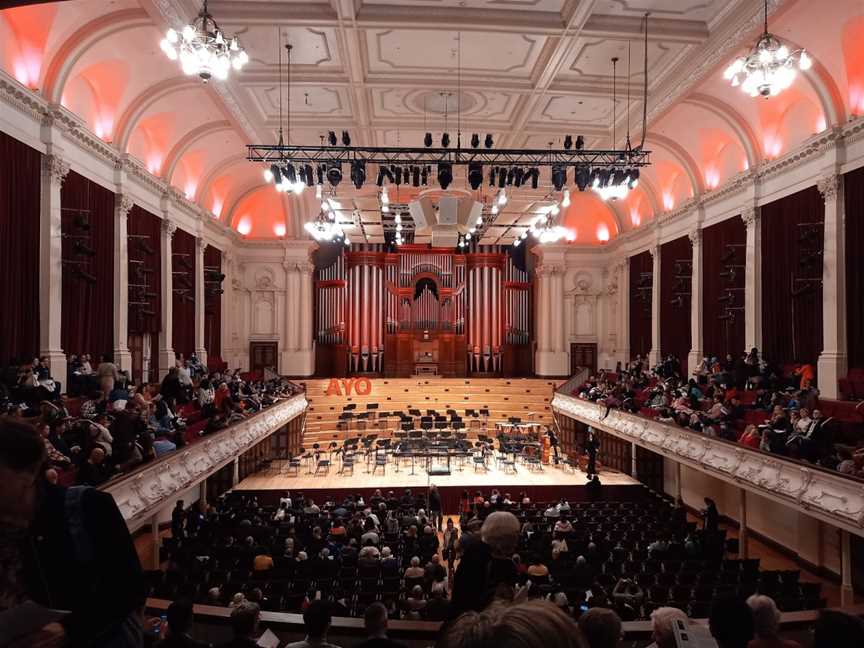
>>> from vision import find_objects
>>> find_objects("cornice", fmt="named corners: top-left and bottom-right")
top-left (104, 393), bottom-right (307, 524)
top-left (552, 392), bottom-right (864, 535)
top-left (0, 75), bottom-right (46, 122)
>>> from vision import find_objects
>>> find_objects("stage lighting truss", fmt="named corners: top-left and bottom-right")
top-left (247, 143), bottom-right (651, 190)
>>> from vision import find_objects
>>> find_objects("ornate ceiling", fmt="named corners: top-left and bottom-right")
top-left (1, 0), bottom-right (862, 243)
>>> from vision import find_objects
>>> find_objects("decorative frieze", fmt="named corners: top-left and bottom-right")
top-left (552, 392), bottom-right (864, 534)
top-left (104, 393), bottom-right (308, 524)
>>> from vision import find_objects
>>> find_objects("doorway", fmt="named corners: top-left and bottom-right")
top-left (249, 341), bottom-right (278, 373)
top-left (570, 342), bottom-right (597, 376)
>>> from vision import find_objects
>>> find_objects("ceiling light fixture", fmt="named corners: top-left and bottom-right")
top-left (160, 0), bottom-right (248, 81)
top-left (527, 210), bottom-right (575, 245)
top-left (724, 0), bottom-right (811, 97)
top-left (304, 206), bottom-right (345, 243)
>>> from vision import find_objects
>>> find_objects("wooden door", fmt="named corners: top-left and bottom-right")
top-left (570, 342), bottom-right (597, 376)
top-left (250, 341), bottom-right (278, 372)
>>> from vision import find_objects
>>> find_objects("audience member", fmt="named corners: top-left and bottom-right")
top-left (746, 595), bottom-right (801, 648)
top-left (158, 599), bottom-right (213, 648)
top-left (812, 609), bottom-right (864, 648)
top-left (709, 596), bottom-right (754, 648)
top-left (219, 601), bottom-right (261, 648)
top-left (645, 607), bottom-right (688, 648)
top-left (355, 602), bottom-right (407, 648)
top-left (284, 600), bottom-right (342, 648)
top-left (578, 608), bottom-right (622, 648)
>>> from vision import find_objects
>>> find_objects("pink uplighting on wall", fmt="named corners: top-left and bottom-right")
top-left (663, 193), bottom-right (675, 211)
top-left (630, 210), bottom-right (641, 227)
top-left (705, 168), bottom-right (720, 190)
top-left (184, 182), bottom-right (197, 200)
top-left (237, 218), bottom-right (251, 236)
top-left (596, 224), bottom-right (610, 242)
top-left (274, 222), bottom-right (287, 237)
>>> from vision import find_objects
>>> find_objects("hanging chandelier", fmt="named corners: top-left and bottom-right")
top-left (304, 205), bottom-right (347, 244)
top-left (514, 207), bottom-right (575, 246)
top-left (724, 0), bottom-right (811, 98)
top-left (159, 0), bottom-right (248, 82)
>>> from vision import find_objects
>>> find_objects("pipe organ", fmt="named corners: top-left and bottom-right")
top-left (314, 244), bottom-right (532, 377)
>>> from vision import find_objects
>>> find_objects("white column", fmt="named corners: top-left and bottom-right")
top-left (688, 228), bottom-right (704, 376)
top-left (199, 478), bottom-right (208, 509)
top-left (150, 513), bottom-right (160, 569)
top-left (39, 154), bottom-right (70, 383)
top-left (535, 264), bottom-right (568, 376)
top-left (648, 245), bottom-right (662, 366)
top-left (194, 237), bottom-right (207, 366)
top-left (631, 442), bottom-right (638, 479)
top-left (817, 174), bottom-right (847, 399)
top-left (738, 487), bottom-right (749, 559)
top-left (221, 250), bottom-right (233, 366)
top-left (742, 207), bottom-right (762, 353)
top-left (158, 217), bottom-right (176, 379)
top-left (841, 529), bottom-right (855, 606)
top-left (620, 259), bottom-right (630, 363)
top-left (674, 461), bottom-right (682, 503)
top-left (232, 456), bottom-right (240, 486)
top-left (112, 194), bottom-right (134, 371)
top-left (554, 269), bottom-right (565, 353)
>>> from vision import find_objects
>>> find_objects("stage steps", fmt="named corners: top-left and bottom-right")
top-left (299, 377), bottom-right (560, 446)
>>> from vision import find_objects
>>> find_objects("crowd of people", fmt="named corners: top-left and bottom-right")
top-left (574, 350), bottom-right (864, 477)
top-left (0, 353), bottom-right (302, 487)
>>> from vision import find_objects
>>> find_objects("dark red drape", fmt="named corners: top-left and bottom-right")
top-left (760, 185), bottom-right (823, 365)
top-left (61, 171), bottom-right (115, 358)
top-left (702, 215), bottom-right (746, 359)
top-left (204, 245), bottom-right (222, 359)
top-left (171, 228), bottom-right (196, 357)
top-left (845, 166), bottom-right (864, 370)
top-left (660, 236), bottom-right (692, 374)
top-left (629, 250), bottom-right (653, 360)
top-left (0, 131), bottom-right (41, 366)
top-left (127, 205), bottom-right (162, 335)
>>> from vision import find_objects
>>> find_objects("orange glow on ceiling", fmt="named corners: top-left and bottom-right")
top-left (274, 222), bottom-right (287, 237)
top-left (2, 5), bottom-right (57, 88)
top-left (842, 17), bottom-right (864, 115)
top-left (75, 60), bottom-right (130, 141)
top-left (229, 186), bottom-right (289, 238)
top-left (559, 192), bottom-right (618, 244)
top-left (132, 112), bottom-right (176, 175)
top-left (756, 88), bottom-right (821, 159)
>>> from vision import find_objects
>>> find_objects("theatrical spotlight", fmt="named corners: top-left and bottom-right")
top-left (411, 166), bottom-right (421, 187)
top-left (564, 135), bottom-right (573, 150)
top-left (575, 135), bottom-right (584, 150)
top-left (471, 133), bottom-right (480, 148)
top-left (392, 166), bottom-right (403, 186)
top-left (513, 168), bottom-right (525, 188)
top-left (551, 164), bottom-right (567, 191)
top-left (424, 132), bottom-right (433, 147)
top-left (341, 130), bottom-right (351, 146)
top-left (326, 162), bottom-right (342, 187)
top-left (627, 168), bottom-right (640, 189)
top-left (489, 167), bottom-right (498, 187)
top-left (350, 160), bottom-right (366, 189)
top-left (327, 131), bottom-right (337, 146)
top-left (376, 165), bottom-right (394, 186)
top-left (270, 164), bottom-right (283, 185)
top-left (303, 164), bottom-right (315, 187)
top-left (497, 168), bottom-right (507, 189)
top-left (441, 132), bottom-right (451, 148)
top-left (437, 162), bottom-right (453, 190)
top-left (484, 134), bottom-right (493, 148)
top-left (575, 164), bottom-right (590, 191)
top-left (420, 166), bottom-right (429, 185)
top-left (524, 167), bottom-right (539, 190)
top-left (468, 162), bottom-right (484, 190)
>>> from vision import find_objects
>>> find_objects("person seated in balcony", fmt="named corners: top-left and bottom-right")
top-left (646, 607), bottom-right (689, 648)
top-left (738, 425), bottom-right (761, 449)
top-left (746, 594), bottom-right (801, 648)
top-left (77, 446), bottom-right (114, 486)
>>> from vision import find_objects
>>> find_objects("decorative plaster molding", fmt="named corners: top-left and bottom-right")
top-left (817, 174), bottom-right (842, 203)
top-left (740, 207), bottom-right (759, 228)
top-left (104, 394), bottom-right (307, 524)
top-left (162, 219), bottom-right (178, 238)
top-left (688, 228), bottom-right (702, 246)
top-left (116, 193), bottom-right (134, 218)
top-left (552, 392), bottom-right (864, 534)
top-left (42, 154), bottom-right (70, 186)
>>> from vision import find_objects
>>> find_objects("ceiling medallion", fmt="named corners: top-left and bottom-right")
top-left (724, 0), bottom-right (811, 98)
top-left (160, 0), bottom-right (248, 82)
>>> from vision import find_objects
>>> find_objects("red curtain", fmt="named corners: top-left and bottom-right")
top-left (204, 245), bottom-right (222, 359)
top-left (760, 186), bottom-right (823, 365)
top-left (0, 131), bottom-right (41, 366)
top-left (846, 165), bottom-right (864, 369)
top-left (127, 205), bottom-right (162, 335)
top-left (702, 216), bottom-right (746, 359)
top-left (171, 228), bottom-right (196, 356)
top-left (629, 250), bottom-right (652, 359)
top-left (60, 171), bottom-right (115, 358)
top-left (660, 235), bottom-right (692, 374)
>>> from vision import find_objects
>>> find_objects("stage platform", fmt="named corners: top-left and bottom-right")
top-left (232, 462), bottom-right (643, 512)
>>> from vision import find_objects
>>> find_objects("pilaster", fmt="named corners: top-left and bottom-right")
top-left (534, 263), bottom-right (568, 376)
top-left (816, 173), bottom-right (846, 398)
top-left (113, 193), bottom-right (134, 371)
top-left (648, 245), bottom-right (662, 366)
top-left (39, 153), bottom-right (70, 382)
top-left (688, 228), bottom-right (704, 376)
top-left (158, 213), bottom-right (176, 379)
top-left (742, 207), bottom-right (762, 353)
top-left (194, 237), bottom-right (208, 365)
top-left (620, 258), bottom-right (630, 363)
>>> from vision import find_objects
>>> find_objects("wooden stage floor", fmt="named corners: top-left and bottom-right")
top-left (234, 460), bottom-right (640, 495)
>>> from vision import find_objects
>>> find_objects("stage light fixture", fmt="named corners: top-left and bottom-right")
top-left (468, 162), bottom-right (484, 190)
top-left (303, 164), bottom-right (315, 187)
top-left (489, 167), bottom-right (498, 187)
top-left (628, 168), bottom-right (640, 189)
top-left (564, 135), bottom-right (573, 150)
top-left (513, 168), bottom-right (525, 188)
top-left (263, 167), bottom-right (273, 182)
top-left (484, 134), bottom-right (493, 148)
top-left (437, 162), bottom-right (453, 189)
top-left (551, 164), bottom-right (567, 191)
top-left (471, 133), bottom-right (480, 148)
top-left (270, 164), bottom-right (282, 185)
top-left (524, 167), bottom-right (539, 190)
top-left (327, 131), bottom-right (337, 146)
top-left (441, 132), bottom-right (451, 148)
top-left (506, 167), bottom-right (515, 186)
top-left (575, 135), bottom-right (584, 150)
top-left (497, 169), bottom-right (506, 189)
top-left (497, 188), bottom-right (507, 206)
top-left (326, 162), bottom-right (342, 186)
top-left (412, 166), bottom-right (420, 187)
top-left (315, 184), bottom-right (323, 199)
top-left (575, 165), bottom-right (590, 191)
top-left (341, 130), bottom-right (351, 146)
top-left (376, 165), bottom-right (394, 186)
top-left (285, 163), bottom-right (297, 185)
top-left (421, 166), bottom-right (429, 185)
top-left (562, 188), bottom-right (571, 207)
top-left (316, 165), bottom-right (325, 185)
top-left (350, 160), bottom-right (366, 189)
top-left (393, 166), bottom-right (403, 186)
top-left (424, 132), bottom-right (433, 147)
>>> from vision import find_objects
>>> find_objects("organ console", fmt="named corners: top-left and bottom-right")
top-left (314, 244), bottom-right (533, 377)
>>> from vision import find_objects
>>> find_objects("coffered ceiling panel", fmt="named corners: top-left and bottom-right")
top-left (372, 88), bottom-right (519, 122)
top-left (592, 0), bottom-right (731, 23)
top-left (561, 37), bottom-right (690, 84)
top-left (361, 0), bottom-right (566, 12)
top-left (539, 94), bottom-right (618, 126)
top-left (246, 84), bottom-right (351, 120)
top-left (365, 29), bottom-right (545, 78)
top-left (230, 25), bottom-right (342, 68)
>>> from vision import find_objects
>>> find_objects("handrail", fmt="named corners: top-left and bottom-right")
top-left (551, 390), bottom-right (864, 536)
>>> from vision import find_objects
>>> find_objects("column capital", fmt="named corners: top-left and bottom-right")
top-left (197, 236), bottom-right (208, 252)
top-left (688, 228), bottom-right (703, 246)
top-left (115, 193), bottom-right (134, 219)
top-left (648, 244), bottom-right (661, 258)
top-left (817, 173), bottom-right (842, 203)
top-left (42, 154), bottom-right (70, 186)
top-left (161, 218), bottom-right (177, 238)
top-left (740, 206), bottom-right (760, 228)
top-left (299, 262), bottom-right (315, 276)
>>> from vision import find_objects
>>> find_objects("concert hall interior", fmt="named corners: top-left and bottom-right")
top-left (2, 0), bottom-right (864, 646)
